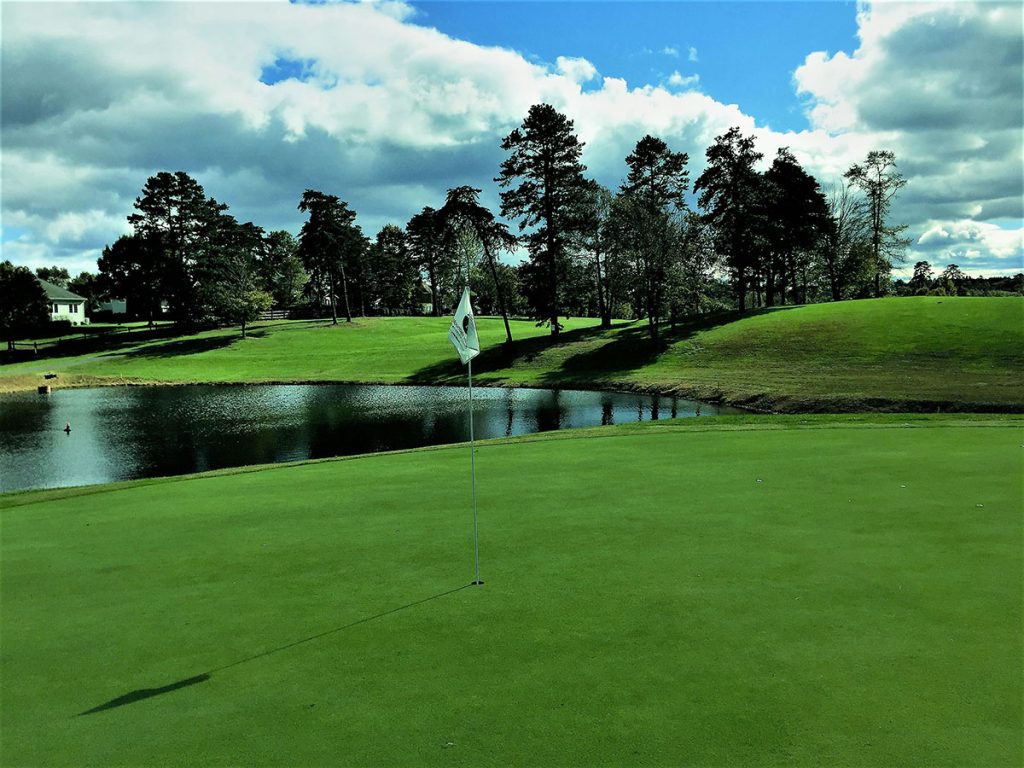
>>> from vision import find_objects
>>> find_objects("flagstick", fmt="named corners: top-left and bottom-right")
top-left (468, 354), bottom-right (482, 585)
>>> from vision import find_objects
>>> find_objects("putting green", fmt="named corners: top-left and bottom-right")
top-left (1, 417), bottom-right (1021, 766)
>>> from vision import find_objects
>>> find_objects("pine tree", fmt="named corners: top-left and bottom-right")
top-left (694, 127), bottom-right (763, 312)
top-left (496, 103), bottom-right (589, 337)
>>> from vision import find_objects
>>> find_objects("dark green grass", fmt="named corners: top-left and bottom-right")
top-left (2, 417), bottom-right (1021, 766)
top-left (2, 297), bottom-right (1021, 410)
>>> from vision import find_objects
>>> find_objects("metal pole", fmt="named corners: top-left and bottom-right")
top-left (468, 355), bottom-right (481, 585)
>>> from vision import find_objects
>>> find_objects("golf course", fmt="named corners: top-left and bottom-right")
top-left (2, 297), bottom-right (1022, 765)
top-left (1, 415), bottom-right (1021, 765)
top-left (3, 297), bottom-right (1022, 412)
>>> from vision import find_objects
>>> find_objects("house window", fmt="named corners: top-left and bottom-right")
top-left (52, 303), bottom-right (59, 314)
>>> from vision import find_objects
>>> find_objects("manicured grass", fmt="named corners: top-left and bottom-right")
top-left (2, 416), bottom-right (1021, 766)
top-left (1, 297), bottom-right (1021, 410)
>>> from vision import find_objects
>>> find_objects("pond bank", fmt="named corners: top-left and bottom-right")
top-left (3, 371), bottom-right (1021, 415)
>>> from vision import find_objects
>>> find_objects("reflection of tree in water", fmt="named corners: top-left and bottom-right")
top-left (533, 389), bottom-right (562, 432)
top-left (3, 384), bottom-right (735, 491)
top-left (0, 393), bottom-right (51, 434)
top-left (505, 390), bottom-right (515, 437)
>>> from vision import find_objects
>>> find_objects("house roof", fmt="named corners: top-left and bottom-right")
top-left (36, 277), bottom-right (86, 302)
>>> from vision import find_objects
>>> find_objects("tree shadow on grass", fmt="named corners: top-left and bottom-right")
top-left (78, 582), bottom-right (474, 716)
top-left (1, 327), bottom-right (180, 365)
top-left (405, 320), bottom-right (638, 385)
top-left (539, 309), bottom-right (777, 385)
top-left (106, 334), bottom-right (243, 360)
top-left (407, 310), bottom-right (780, 388)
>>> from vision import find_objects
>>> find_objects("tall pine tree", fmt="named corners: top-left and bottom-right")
top-left (496, 103), bottom-right (589, 337)
top-left (297, 190), bottom-right (361, 324)
top-left (694, 127), bottom-right (763, 312)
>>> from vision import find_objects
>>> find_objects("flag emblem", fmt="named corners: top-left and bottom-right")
top-left (448, 287), bottom-right (480, 365)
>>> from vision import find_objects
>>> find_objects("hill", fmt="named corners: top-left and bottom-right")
top-left (2, 297), bottom-right (1021, 411)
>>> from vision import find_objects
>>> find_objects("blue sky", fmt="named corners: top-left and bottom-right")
top-left (2, 1), bottom-right (1021, 277)
top-left (407, 1), bottom-right (860, 132)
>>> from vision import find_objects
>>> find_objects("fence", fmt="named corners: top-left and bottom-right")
top-left (3, 323), bottom-right (176, 361)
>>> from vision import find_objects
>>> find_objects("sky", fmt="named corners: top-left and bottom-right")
top-left (2, 0), bottom-right (1022, 279)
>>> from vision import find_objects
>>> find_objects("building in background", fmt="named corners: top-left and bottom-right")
top-left (37, 278), bottom-right (88, 325)
top-left (98, 298), bottom-right (127, 316)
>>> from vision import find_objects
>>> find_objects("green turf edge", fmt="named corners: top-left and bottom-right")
top-left (3, 413), bottom-right (1021, 511)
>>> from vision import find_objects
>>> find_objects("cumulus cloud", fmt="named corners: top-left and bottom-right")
top-left (555, 56), bottom-right (599, 84)
top-left (666, 71), bottom-right (700, 89)
top-left (1, 0), bottom-right (1020, 277)
top-left (794, 1), bottom-right (1023, 274)
top-left (688, 46), bottom-right (699, 63)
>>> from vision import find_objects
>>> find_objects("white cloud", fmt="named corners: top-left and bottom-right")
top-left (661, 46), bottom-right (679, 57)
top-left (794, 0), bottom-right (1023, 275)
top-left (1, 0), bottom-right (1020, 279)
top-left (666, 71), bottom-right (700, 89)
top-left (555, 56), bottom-right (599, 84)
top-left (688, 46), bottom-right (699, 63)
top-left (913, 220), bottom-right (1024, 273)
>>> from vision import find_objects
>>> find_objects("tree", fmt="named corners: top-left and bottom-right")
top-left (199, 218), bottom-right (273, 337)
top-left (622, 135), bottom-right (689, 210)
top-left (496, 103), bottom-right (590, 337)
top-left (844, 151), bottom-right (909, 297)
top-left (940, 264), bottom-right (967, 296)
top-left (618, 135), bottom-right (690, 341)
top-left (1, 261), bottom-right (49, 350)
top-left (694, 127), bottom-right (763, 312)
top-left (472, 259), bottom-right (524, 317)
top-left (674, 211), bottom-right (720, 317)
top-left (366, 224), bottom-right (418, 315)
top-left (68, 271), bottom-right (106, 313)
top-left (573, 183), bottom-right (615, 328)
top-left (258, 231), bottom-right (307, 309)
top-left (97, 233), bottom-right (164, 326)
top-left (818, 183), bottom-right (872, 302)
top-left (406, 207), bottom-right (460, 317)
top-left (910, 260), bottom-right (934, 293)
top-left (35, 266), bottom-right (70, 287)
top-left (297, 190), bottom-right (361, 324)
top-left (761, 148), bottom-right (829, 306)
top-left (127, 171), bottom-right (228, 325)
top-left (438, 186), bottom-right (518, 344)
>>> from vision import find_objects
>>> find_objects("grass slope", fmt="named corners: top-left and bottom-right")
top-left (2, 417), bottom-right (1021, 766)
top-left (2, 297), bottom-right (1021, 410)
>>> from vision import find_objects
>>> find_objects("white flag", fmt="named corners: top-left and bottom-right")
top-left (448, 286), bottom-right (480, 365)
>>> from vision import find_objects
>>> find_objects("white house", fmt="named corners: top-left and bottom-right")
top-left (37, 278), bottom-right (88, 325)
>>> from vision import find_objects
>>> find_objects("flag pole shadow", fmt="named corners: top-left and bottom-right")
top-left (77, 582), bottom-right (475, 716)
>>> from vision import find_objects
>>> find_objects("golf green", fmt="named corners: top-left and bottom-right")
top-left (1, 417), bottom-right (1021, 766)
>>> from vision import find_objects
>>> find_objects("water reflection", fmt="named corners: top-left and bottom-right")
top-left (0, 384), bottom-right (744, 492)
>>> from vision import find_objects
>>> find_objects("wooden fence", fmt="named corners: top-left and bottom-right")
top-left (3, 323), bottom-right (176, 360)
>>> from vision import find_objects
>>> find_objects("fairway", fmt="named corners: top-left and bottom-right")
top-left (3, 297), bottom-right (1022, 411)
top-left (1, 417), bottom-right (1021, 766)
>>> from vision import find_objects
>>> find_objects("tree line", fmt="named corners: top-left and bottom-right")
top-left (9, 102), bottom-right (1012, 349)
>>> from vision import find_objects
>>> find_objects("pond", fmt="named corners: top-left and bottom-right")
top-left (0, 384), bottom-right (744, 492)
